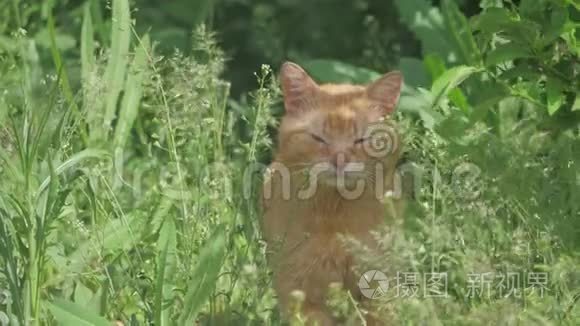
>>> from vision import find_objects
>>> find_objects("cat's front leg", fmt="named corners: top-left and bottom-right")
top-left (272, 252), bottom-right (342, 325)
top-left (301, 303), bottom-right (335, 326)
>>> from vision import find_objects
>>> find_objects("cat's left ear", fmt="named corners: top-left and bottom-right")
top-left (280, 62), bottom-right (318, 114)
top-left (366, 71), bottom-right (403, 116)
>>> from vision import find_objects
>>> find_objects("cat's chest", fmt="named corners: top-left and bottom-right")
top-left (265, 193), bottom-right (384, 242)
top-left (302, 189), bottom-right (383, 223)
top-left (267, 201), bottom-right (381, 290)
top-left (262, 174), bottom-right (387, 250)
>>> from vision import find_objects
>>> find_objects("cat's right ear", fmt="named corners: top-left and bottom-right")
top-left (280, 62), bottom-right (318, 114)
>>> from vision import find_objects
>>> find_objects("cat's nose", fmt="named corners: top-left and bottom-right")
top-left (331, 152), bottom-right (350, 171)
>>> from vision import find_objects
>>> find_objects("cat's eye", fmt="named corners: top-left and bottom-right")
top-left (354, 137), bottom-right (368, 145)
top-left (310, 133), bottom-right (327, 144)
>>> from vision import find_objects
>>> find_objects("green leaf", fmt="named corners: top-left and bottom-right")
top-left (435, 114), bottom-right (471, 141)
top-left (113, 35), bottom-right (150, 150)
top-left (299, 59), bottom-right (380, 84)
top-left (543, 5), bottom-right (570, 46)
top-left (501, 19), bottom-right (542, 46)
top-left (424, 54), bottom-right (447, 81)
top-left (37, 149), bottom-right (109, 196)
top-left (46, 299), bottom-right (110, 326)
top-left (485, 43), bottom-right (533, 67)
top-left (88, 286), bottom-right (104, 316)
top-left (565, 0), bottom-right (580, 10)
top-left (154, 219), bottom-right (177, 326)
top-left (431, 66), bottom-right (481, 111)
top-left (449, 88), bottom-right (470, 113)
top-left (561, 26), bottom-right (579, 57)
top-left (519, 0), bottom-right (549, 23)
top-left (102, 0), bottom-right (131, 141)
top-left (74, 282), bottom-right (102, 315)
top-left (573, 95), bottom-right (580, 111)
top-left (398, 87), bottom-right (441, 130)
top-left (471, 8), bottom-right (513, 34)
top-left (178, 225), bottom-right (227, 325)
top-left (470, 81), bottom-right (511, 122)
top-left (546, 78), bottom-right (565, 115)
top-left (510, 80), bottom-right (546, 110)
top-left (423, 54), bottom-right (470, 111)
top-left (499, 64), bottom-right (542, 81)
top-left (74, 282), bottom-right (94, 306)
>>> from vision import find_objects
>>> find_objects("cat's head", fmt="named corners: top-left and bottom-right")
top-left (275, 62), bottom-right (403, 188)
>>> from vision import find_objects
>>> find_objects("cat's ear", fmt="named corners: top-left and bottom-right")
top-left (280, 62), bottom-right (318, 114)
top-left (366, 71), bottom-right (403, 116)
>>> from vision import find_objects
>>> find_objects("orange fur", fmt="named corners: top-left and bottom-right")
top-left (261, 62), bottom-right (404, 325)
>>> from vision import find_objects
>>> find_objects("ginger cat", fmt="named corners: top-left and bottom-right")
top-left (261, 62), bottom-right (404, 325)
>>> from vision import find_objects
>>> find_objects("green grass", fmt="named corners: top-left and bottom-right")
top-left (0, 0), bottom-right (579, 325)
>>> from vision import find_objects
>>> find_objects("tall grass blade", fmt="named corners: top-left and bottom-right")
top-left (81, 2), bottom-right (95, 102)
top-left (178, 225), bottom-right (227, 325)
top-left (154, 218), bottom-right (177, 326)
top-left (101, 0), bottom-right (131, 142)
top-left (82, 2), bottom-right (104, 143)
top-left (47, 13), bottom-right (86, 143)
top-left (0, 146), bottom-right (21, 182)
top-left (113, 35), bottom-right (149, 150)
top-left (90, 0), bottom-right (109, 44)
top-left (81, 2), bottom-right (95, 87)
top-left (0, 208), bottom-right (25, 324)
top-left (442, 0), bottom-right (482, 66)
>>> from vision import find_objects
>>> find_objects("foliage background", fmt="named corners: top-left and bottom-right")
top-left (0, 0), bottom-right (579, 325)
